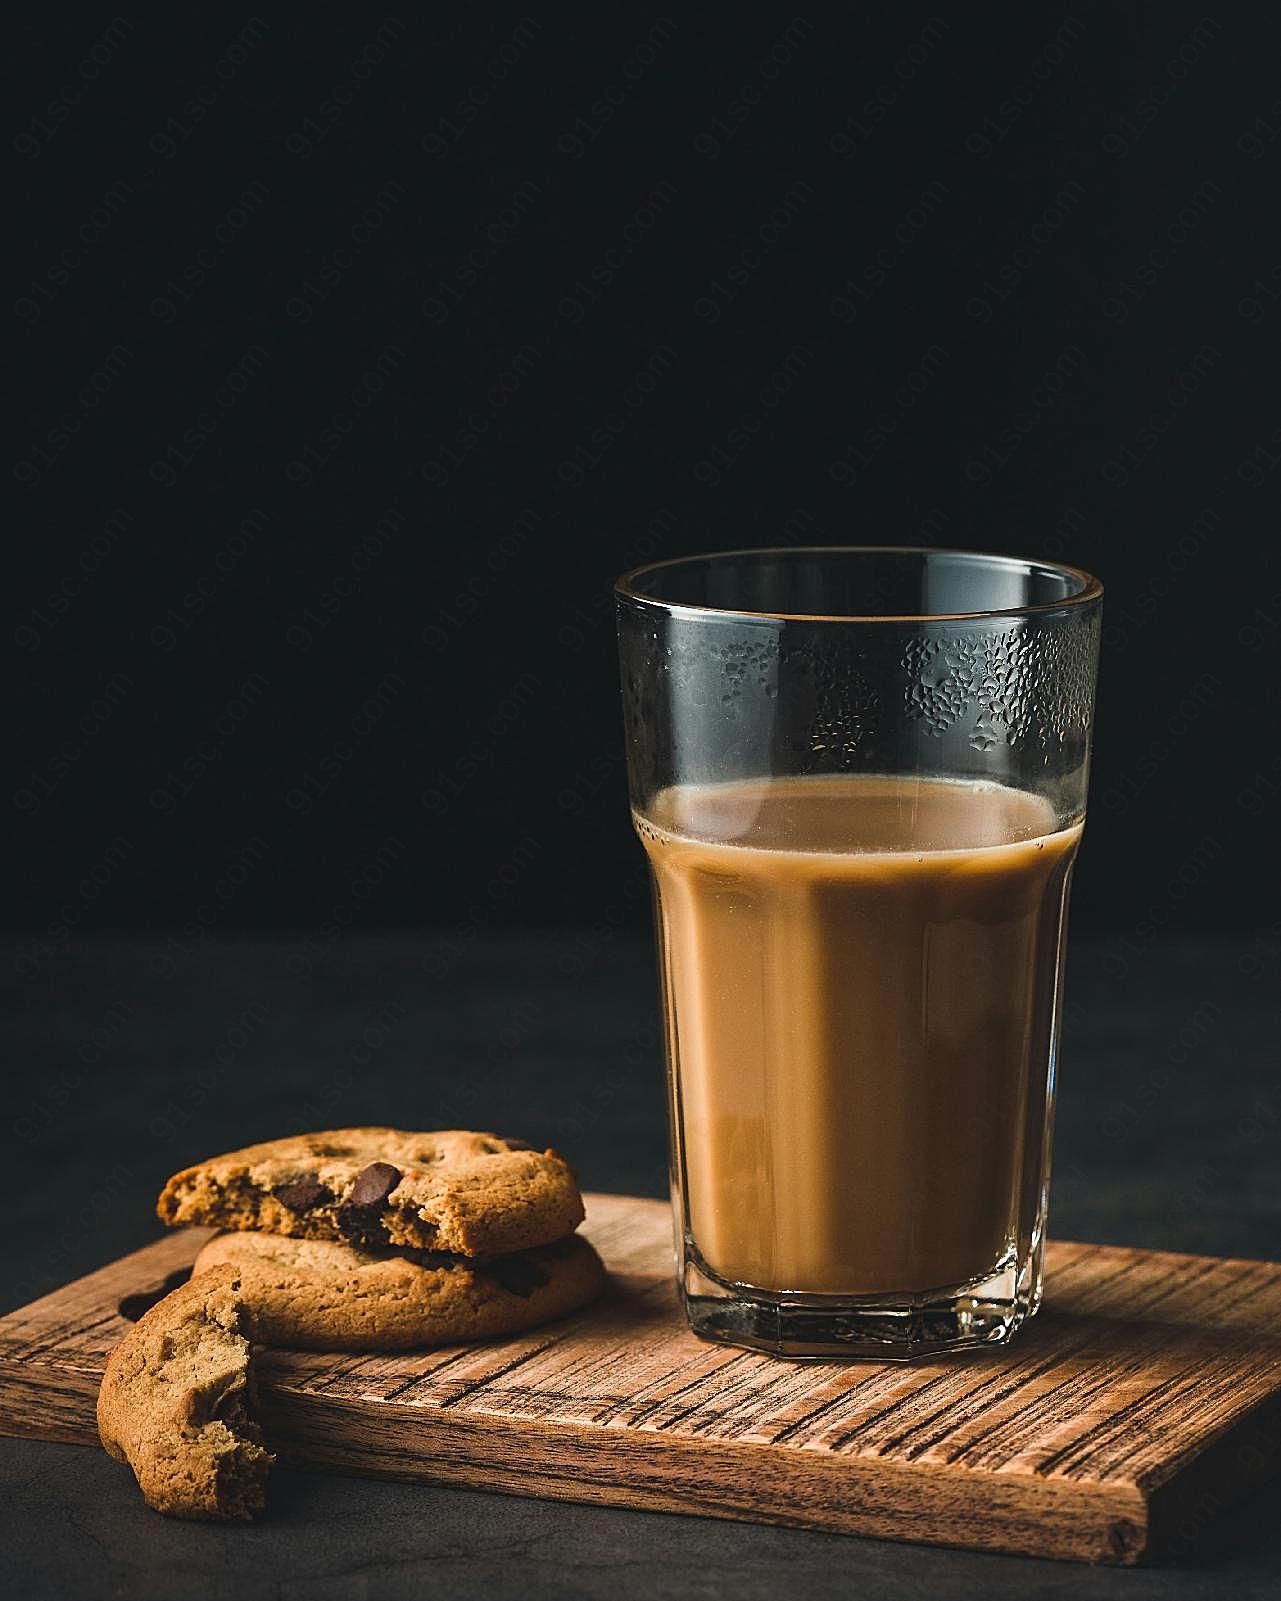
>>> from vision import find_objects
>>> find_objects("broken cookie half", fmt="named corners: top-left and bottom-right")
top-left (97, 1264), bottom-right (273, 1521)
top-left (156, 1127), bottom-right (585, 1256)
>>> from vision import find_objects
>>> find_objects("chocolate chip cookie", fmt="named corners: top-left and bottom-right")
top-left (157, 1128), bottom-right (584, 1256)
top-left (192, 1229), bottom-right (606, 1350)
top-left (97, 1264), bottom-right (273, 1520)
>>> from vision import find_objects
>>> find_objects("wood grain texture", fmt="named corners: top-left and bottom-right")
top-left (0, 1194), bottom-right (1277, 1565)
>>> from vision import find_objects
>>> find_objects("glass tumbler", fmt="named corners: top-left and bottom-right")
top-left (615, 548), bottom-right (1102, 1358)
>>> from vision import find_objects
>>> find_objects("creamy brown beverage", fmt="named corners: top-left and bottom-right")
top-left (637, 774), bottom-right (1082, 1297)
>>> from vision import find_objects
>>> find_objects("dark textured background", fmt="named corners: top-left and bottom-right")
top-left (8, 7), bottom-right (1281, 1598)
top-left (12, 6), bottom-right (1281, 940)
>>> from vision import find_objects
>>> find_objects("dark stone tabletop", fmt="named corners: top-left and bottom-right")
top-left (3, 932), bottom-right (1278, 1600)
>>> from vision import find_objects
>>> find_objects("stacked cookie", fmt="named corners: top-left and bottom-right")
top-left (157, 1127), bottom-right (604, 1350)
top-left (99, 1127), bottom-right (604, 1519)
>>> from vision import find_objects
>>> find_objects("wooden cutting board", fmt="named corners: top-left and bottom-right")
top-left (1, 1193), bottom-right (1278, 1565)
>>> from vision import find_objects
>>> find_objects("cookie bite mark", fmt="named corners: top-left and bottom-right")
top-left (97, 1265), bottom-right (273, 1521)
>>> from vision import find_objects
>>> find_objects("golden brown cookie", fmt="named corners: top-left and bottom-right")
top-left (97, 1265), bottom-right (273, 1521)
top-left (192, 1229), bottom-right (606, 1350)
top-left (157, 1128), bottom-right (584, 1256)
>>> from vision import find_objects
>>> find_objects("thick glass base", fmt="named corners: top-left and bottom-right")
top-left (683, 1249), bottom-right (1038, 1361)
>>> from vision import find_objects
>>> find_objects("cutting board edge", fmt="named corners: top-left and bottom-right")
top-left (1142, 1386), bottom-right (1281, 1561)
top-left (0, 1198), bottom-right (1278, 1568)
top-left (0, 1360), bottom-right (1153, 1565)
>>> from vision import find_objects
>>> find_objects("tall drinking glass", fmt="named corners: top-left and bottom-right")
top-left (616, 548), bottom-right (1102, 1358)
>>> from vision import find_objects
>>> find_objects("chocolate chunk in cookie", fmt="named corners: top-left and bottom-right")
top-left (273, 1174), bottom-right (331, 1212)
top-left (157, 1128), bottom-right (585, 1257)
top-left (334, 1162), bottom-right (405, 1244)
top-left (349, 1161), bottom-right (401, 1207)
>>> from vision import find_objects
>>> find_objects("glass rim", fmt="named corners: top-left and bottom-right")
top-left (615, 545), bottom-right (1103, 624)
